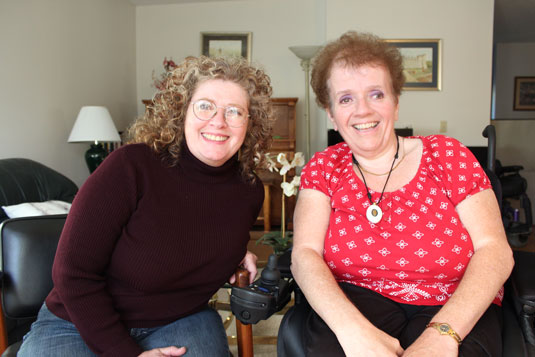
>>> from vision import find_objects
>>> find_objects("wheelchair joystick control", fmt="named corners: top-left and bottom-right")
top-left (230, 253), bottom-right (292, 324)
top-left (259, 254), bottom-right (280, 286)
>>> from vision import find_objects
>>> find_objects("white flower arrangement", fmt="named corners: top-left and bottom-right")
top-left (257, 151), bottom-right (305, 255)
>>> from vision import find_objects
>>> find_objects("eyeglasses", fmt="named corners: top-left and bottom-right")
top-left (192, 99), bottom-right (249, 128)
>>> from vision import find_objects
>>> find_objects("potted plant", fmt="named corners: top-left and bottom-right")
top-left (256, 152), bottom-right (304, 255)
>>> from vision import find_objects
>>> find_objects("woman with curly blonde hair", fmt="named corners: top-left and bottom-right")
top-left (19, 56), bottom-right (274, 357)
top-left (129, 55), bottom-right (273, 181)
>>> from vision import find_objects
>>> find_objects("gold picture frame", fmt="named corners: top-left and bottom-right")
top-left (201, 32), bottom-right (252, 62)
top-left (513, 77), bottom-right (535, 111)
top-left (385, 39), bottom-right (442, 91)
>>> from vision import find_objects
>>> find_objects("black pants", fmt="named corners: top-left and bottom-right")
top-left (305, 283), bottom-right (502, 356)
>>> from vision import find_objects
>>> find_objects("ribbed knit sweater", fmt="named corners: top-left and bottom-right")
top-left (45, 143), bottom-right (264, 356)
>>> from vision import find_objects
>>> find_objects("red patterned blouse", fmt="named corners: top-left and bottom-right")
top-left (300, 135), bottom-right (502, 305)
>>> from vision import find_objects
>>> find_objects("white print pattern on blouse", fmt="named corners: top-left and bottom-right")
top-left (412, 231), bottom-right (424, 239)
top-left (359, 268), bottom-right (371, 276)
top-left (301, 135), bottom-right (498, 305)
top-left (342, 258), bottom-right (353, 266)
top-left (360, 253), bottom-right (372, 262)
top-left (364, 237), bottom-right (375, 245)
top-left (396, 258), bottom-right (410, 267)
top-left (414, 248), bottom-right (429, 258)
top-left (390, 283), bottom-right (432, 302)
top-left (396, 240), bottom-right (409, 249)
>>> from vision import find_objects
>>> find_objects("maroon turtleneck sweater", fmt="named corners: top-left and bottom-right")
top-left (45, 143), bottom-right (263, 356)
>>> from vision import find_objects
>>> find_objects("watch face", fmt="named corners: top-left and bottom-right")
top-left (439, 324), bottom-right (450, 333)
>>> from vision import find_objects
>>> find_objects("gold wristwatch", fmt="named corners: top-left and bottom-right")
top-left (426, 322), bottom-right (462, 345)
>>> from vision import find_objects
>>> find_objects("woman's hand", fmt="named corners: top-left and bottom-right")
top-left (402, 328), bottom-right (458, 357)
top-left (138, 346), bottom-right (187, 356)
top-left (229, 250), bottom-right (258, 285)
top-left (338, 323), bottom-right (404, 357)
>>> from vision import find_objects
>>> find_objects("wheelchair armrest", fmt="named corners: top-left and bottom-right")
top-left (277, 249), bottom-right (292, 278)
top-left (510, 251), bottom-right (535, 346)
top-left (500, 165), bottom-right (524, 174)
top-left (511, 251), bottom-right (535, 304)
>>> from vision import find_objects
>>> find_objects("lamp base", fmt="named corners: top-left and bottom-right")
top-left (85, 143), bottom-right (107, 173)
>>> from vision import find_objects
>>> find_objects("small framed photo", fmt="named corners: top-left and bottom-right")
top-left (514, 77), bottom-right (535, 111)
top-left (201, 32), bottom-right (252, 62)
top-left (385, 39), bottom-right (442, 91)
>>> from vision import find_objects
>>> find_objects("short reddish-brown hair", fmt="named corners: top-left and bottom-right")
top-left (311, 31), bottom-right (405, 109)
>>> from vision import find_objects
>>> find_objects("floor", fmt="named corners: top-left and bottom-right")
top-left (220, 227), bottom-right (535, 356)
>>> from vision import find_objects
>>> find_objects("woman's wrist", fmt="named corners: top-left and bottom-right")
top-left (421, 324), bottom-right (461, 348)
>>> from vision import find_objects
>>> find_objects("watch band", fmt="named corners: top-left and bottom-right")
top-left (426, 322), bottom-right (462, 345)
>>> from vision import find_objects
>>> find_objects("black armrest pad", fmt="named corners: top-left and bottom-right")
top-left (511, 251), bottom-right (535, 305)
top-left (278, 249), bottom-right (292, 278)
top-left (501, 165), bottom-right (524, 173)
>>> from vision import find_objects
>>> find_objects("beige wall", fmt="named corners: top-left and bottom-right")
top-left (0, 0), bottom-right (137, 187)
top-left (326, 0), bottom-right (494, 146)
top-left (136, 0), bottom-right (327, 157)
top-left (0, 0), bottom-right (499, 188)
top-left (136, 0), bottom-right (495, 159)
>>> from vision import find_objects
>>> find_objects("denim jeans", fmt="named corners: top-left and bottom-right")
top-left (18, 303), bottom-right (230, 357)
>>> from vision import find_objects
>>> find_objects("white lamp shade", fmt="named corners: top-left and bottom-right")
top-left (289, 45), bottom-right (323, 60)
top-left (68, 106), bottom-right (121, 143)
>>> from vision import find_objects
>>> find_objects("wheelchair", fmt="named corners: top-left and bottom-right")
top-left (496, 160), bottom-right (533, 248)
top-left (231, 125), bottom-right (535, 356)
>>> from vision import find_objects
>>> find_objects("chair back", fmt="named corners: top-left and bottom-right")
top-left (0, 215), bottom-right (65, 319)
top-left (0, 159), bottom-right (78, 222)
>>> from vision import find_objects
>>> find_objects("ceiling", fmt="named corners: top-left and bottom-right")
top-left (129, 0), bottom-right (535, 43)
top-left (129, 0), bottom-right (245, 5)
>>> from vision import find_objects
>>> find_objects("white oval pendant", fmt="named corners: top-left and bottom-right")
top-left (366, 204), bottom-right (383, 224)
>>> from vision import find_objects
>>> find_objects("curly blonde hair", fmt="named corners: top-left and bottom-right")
top-left (311, 31), bottom-right (405, 109)
top-left (128, 56), bottom-right (273, 182)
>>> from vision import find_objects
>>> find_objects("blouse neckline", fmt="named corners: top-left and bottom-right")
top-left (347, 136), bottom-right (426, 196)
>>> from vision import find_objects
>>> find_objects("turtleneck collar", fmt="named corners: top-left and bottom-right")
top-left (178, 140), bottom-right (241, 184)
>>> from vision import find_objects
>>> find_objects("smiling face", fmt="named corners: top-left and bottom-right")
top-left (327, 63), bottom-right (399, 158)
top-left (184, 79), bottom-right (249, 167)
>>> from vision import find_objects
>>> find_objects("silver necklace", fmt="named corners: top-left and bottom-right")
top-left (352, 135), bottom-right (399, 224)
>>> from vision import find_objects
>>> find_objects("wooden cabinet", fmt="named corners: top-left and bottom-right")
top-left (270, 97), bottom-right (297, 153)
top-left (255, 98), bottom-right (298, 230)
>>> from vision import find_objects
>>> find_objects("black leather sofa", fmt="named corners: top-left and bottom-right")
top-left (0, 158), bottom-right (78, 348)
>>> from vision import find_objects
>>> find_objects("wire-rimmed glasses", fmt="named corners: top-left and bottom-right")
top-left (192, 99), bottom-right (249, 128)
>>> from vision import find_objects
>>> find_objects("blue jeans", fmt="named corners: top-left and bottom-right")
top-left (18, 303), bottom-right (230, 357)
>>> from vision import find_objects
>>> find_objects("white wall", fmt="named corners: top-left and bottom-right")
top-left (0, 0), bottom-right (137, 187)
top-left (136, 0), bottom-right (494, 159)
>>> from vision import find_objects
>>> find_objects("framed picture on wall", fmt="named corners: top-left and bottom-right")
top-left (385, 39), bottom-right (442, 91)
top-left (513, 77), bottom-right (535, 110)
top-left (201, 32), bottom-right (252, 62)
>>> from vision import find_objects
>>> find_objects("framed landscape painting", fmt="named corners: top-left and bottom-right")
top-left (385, 39), bottom-right (442, 91)
top-left (201, 32), bottom-right (252, 62)
top-left (514, 77), bottom-right (535, 110)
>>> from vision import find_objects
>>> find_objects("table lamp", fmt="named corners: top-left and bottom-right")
top-left (68, 106), bottom-right (121, 173)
